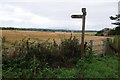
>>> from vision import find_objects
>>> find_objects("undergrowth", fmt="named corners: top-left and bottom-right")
top-left (1, 36), bottom-right (119, 79)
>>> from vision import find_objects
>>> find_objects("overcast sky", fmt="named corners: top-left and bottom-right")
top-left (0, 0), bottom-right (119, 30)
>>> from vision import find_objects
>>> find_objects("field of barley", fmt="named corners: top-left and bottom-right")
top-left (1, 30), bottom-right (110, 53)
top-left (1, 30), bottom-right (107, 42)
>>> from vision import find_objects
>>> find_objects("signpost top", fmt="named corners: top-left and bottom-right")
top-left (71, 8), bottom-right (87, 19)
top-left (82, 8), bottom-right (87, 15)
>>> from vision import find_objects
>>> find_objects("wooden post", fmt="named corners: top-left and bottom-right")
top-left (102, 41), bottom-right (105, 56)
top-left (71, 8), bottom-right (87, 55)
top-left (90, 40), bottom-right (93, 52)
top-left (104, 38), bottom-right (110, 55)
top-left (81, 8), bottom-right (87, 55)
top-left (103, 39), bottom-right (107, 55)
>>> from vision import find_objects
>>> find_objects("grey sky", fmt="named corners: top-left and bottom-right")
top-left (0, 0), bottom-right (119, 30)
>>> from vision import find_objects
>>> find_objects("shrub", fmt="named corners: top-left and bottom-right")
top-left (60, 34), bottom-right (81, 59)
top-left (108, 27), bottom-right (120, 35)
top-left (2, 35), bottom-right (82, 68)
top-left (109, 36), bottom-right (120, 55)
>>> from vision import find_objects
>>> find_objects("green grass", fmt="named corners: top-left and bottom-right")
top-left (2, 55), bottom-right (119, 78)
top-left (83, 56), bottom-right (119, 78)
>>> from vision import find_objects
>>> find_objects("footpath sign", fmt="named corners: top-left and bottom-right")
top-left (71, 8), bottom-right (87, 55)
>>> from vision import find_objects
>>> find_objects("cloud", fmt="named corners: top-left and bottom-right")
top-left (0, 4), bottom-right (51, 26)
top-left (0, 0), bottom-right (119, 30)
top-left (0, 2), bottom-right (82, 29)
top-left (1, 0), bottom-right (119, 3)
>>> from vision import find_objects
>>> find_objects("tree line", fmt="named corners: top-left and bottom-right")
top-left (0, 27), bottom-right (97, 33)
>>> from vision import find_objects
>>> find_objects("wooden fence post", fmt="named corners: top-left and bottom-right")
top-left (102, 41), bottom-right (105, 56)
top-left (90, 40), bottom-right (93, 52)
top-left (104, 38), bottom-right (110, 55)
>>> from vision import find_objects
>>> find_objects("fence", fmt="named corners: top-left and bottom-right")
top-left (88, 38), bottom-right (116, 55)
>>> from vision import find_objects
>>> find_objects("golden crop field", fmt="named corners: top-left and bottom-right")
top-left (1, 30), bottom-right (108, 43)
top-left (1, 30), bottom-right (107, 43)
top-left (1, 30), bottom-right (110, 54)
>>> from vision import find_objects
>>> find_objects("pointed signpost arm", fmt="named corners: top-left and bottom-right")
top-left (71, 15), bottom-right (83, 18)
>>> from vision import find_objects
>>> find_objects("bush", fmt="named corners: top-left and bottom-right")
top-left (108, 27), bottom-right (120, 35)
top-left (2, 35), bottom-right (82, 78)
top-left (2, 35), bottom-right (82, 68)
top-left (60, 35), bottom-right (81, 63)
top-left (109, 36), bottom-right (120, 54)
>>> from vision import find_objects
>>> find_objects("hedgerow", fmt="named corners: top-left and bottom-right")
top-left (1, 35), bottom-right (119, 78)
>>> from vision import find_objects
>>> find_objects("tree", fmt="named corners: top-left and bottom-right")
top-left (109, 14), bottom-right (120, 35)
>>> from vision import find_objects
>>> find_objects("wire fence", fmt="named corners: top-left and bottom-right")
top-left (87, 38), bottom-right (112, 55)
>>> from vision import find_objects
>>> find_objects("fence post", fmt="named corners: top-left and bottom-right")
top-left (90, 40), bottom-right (93, 52)
top-left (102, 41), bottom-right (105, 56)
top-left (103, 38), bottom-right (110, 55)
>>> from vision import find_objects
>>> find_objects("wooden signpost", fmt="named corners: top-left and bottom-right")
top-left (71, 8), bottom-right (87, 55)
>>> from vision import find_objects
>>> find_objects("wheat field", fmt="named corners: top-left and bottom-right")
top-left (1, 30), bottom-right (106, 43)
top-left (1, 30), bottom-right (110, 54)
